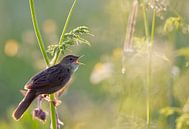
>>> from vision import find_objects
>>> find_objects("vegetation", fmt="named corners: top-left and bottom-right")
top-left (1, 0), bottom-right (189, 129)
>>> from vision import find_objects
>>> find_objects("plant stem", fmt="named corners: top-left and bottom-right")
top-left (151, 10), bottom-right (156, 45)
top-left (50, 94), bottom-right (57, 129)
top-left (142, 2), bottom-right (150, 40)
top-left (142, 1), bottom-right (151, 127)
top-left (29, 0), bottom-right (57, 128)
top-left (29, 0), bottom-right (50, 66)
top-left (146, 46), bottom-right (151, 127)
top-left (53, 0), bottom-right (78, 64)
top-left (49, 0), bottom-right (78, 128)
top-left (146, 8), bottom-right (156, 128)
top-left (142, 1), bottom-right (156, 127)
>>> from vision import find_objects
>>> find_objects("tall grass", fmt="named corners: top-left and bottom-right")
top-left (122, 0), bottom-right (157, 127)
top-left (144, 2), bottom-right (156, 127)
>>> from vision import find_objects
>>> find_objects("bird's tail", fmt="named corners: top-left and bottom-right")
top-left (12, 90), bottom-right (36, 120)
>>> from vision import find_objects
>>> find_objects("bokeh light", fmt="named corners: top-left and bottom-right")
top-left (1, 0), bottom-right (189, 129)
top-left (4, 40), bottom-right (19, 57)
top-left (42, 19), bottom-right (57, 34)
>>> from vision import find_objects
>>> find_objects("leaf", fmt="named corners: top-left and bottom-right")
top-left (164, 17), bottom-right (183, 32)
top-left (176, 114), bottom-right (189, 129)
top-left (160, 107), bottom-right (181, 116)
top-left (176, 47), bottom-right (189, 57)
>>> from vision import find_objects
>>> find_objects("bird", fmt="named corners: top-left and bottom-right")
top-left (12, 55), bottom-right (81, 120)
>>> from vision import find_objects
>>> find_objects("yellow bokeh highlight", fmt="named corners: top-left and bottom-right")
top-left (4, 40), bottom-right (19, 57)
top-left (42, 19), bottom-right (57, 34)
top-left (95, 63), bottom-right (103, 70)
top-left (112, 48), bottom-right (122, 58)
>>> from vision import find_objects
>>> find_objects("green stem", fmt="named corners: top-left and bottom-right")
top-left (59, 0), bottom-right (78, 46)
top-left (146, 47), bottom-right (151, 127)
top-left (29, 0), bottom-right (57, 128)
top-left (151, 10), bottom-right (156, 45)
top-left (142, 0), bottom-right (156, 127)
top-left (49, 0), bottom-right (78, 128)
top-left (53, 0), bottom-right (78, 64)
top-left (50, 94), bottom-right (57, 129)
top-left (142, 1), bottom-right (151, 127)
top-left (29, 0), bottom-right (50, 66)
top-left (142, 2), bottom-right (150, 40)
top-left (146, 8), bottom-right (156, 127)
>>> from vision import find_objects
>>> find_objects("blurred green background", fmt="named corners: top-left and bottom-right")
top-left (1, 0), bottom-right (189, 129)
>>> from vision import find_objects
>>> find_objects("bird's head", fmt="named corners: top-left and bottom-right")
top-left (60, 55), bottom-right (82, 72)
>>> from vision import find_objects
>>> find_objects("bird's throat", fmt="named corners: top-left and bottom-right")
top-left (71, 64), bottom-right (79, 73)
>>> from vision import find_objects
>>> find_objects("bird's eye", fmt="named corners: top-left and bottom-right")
top-left (69, 58), bottom-right (73, 61)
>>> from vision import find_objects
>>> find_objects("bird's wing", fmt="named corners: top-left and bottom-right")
top-left (25, 64), bottom-right (67, 90)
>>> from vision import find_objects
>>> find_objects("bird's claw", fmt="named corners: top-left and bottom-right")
top-left (52, 99), bottom-right (62, 107)
top-left (40, 95), bottom-right (62, 106)
top-left (41, 95), bottom-right (50, 102)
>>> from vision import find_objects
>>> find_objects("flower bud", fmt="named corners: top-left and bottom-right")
top-left (33, 108), bottom-right (46, 122)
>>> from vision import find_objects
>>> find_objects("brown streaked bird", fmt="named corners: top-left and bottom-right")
top-left (12, 55), bottom-right (81, 120)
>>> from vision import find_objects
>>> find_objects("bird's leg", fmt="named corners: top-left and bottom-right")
top-left (33, 95), bottom-right (47, 122)
top-left (37, 95), bottom-right (43, 108)
top-left (52, 96), bottom-right (62, 107)
top-left (41, 94), bottom-right (62, 107)
top-left (37, 94), bottom-right (50, 108)
top-left (56, 109), bottom-right (64, 129)
top-left (41, 94), bottom-right (50, 102)
top-left (50, 108), bottom-right (64, 129)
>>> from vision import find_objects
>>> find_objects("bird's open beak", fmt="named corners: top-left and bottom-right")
top-left (75, 55), bottom-right (85, 65)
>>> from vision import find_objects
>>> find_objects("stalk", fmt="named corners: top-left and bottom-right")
top-left (49, 0), bottom-right (78, 128)
top-left (146, 8), bottom-right (156, 127)
top-left (151, 10), bottom-right (156, 45)
top-left (141, 1), bottom-right (150, 126)
top-left (49, 95), bottom-right (57, 129)
top-left (123, 0), bottom-right (138, 52)
top-left (53, 0), bottom-right (78, 64)
top-left (29, 0), bottom-right (50, 66)
top-left (142, 2), bottom-right (150, 40)
top-left (142, 1), bottom-right (156, 127)
top-left (29, 0), bottom-right (57, 128)
top-left (146, 46), bottom-right (151, 127)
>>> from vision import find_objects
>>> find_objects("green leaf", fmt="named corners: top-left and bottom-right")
top-left (176, 47), bottom-right (189, 57)
top-left (160, 107), bottom-right (181, 116)
top-left (164, 17), bottom-right (183, 32)
top-left (176, 114), bottom-right (189, 129)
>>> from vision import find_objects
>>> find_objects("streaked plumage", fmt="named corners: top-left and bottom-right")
top-left (12, 55), bottom-right (80, 120)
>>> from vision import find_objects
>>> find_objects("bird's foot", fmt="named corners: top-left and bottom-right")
top-left (41, 95), bottom-right (62, 107)
top-left (52, 99), bottom-right (62, 107)
top-left (41, 94), bottom-right (50, 101)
